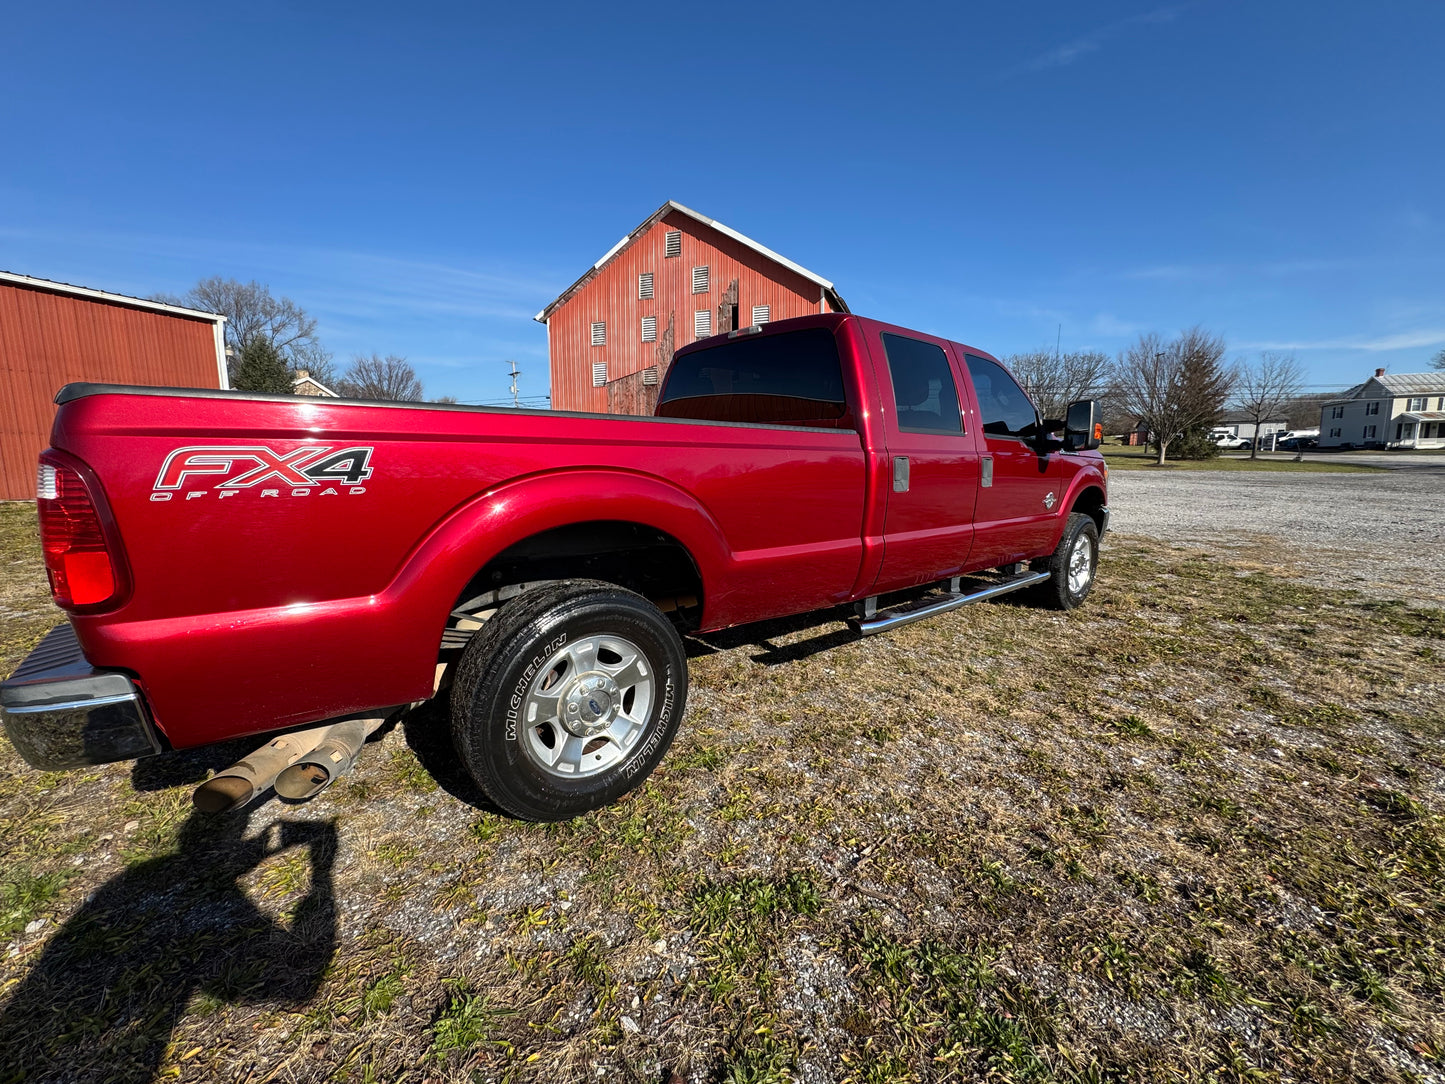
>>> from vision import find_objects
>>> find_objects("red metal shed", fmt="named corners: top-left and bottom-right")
top-left (0, 272), bottom-right (227, 499)
top-left (536, 202), bottom-right (848, 414)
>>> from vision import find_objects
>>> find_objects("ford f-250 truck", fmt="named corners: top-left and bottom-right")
top-left (2, 312), bottom-right (1108, 821)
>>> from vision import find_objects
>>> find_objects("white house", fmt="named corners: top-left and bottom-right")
top-left (1319, 369), bottom-right (1445, 450)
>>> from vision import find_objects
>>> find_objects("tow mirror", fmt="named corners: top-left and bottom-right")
top-left (1064, 400), bottom-right (1102, 451)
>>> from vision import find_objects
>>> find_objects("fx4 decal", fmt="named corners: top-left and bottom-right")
top-left (151, 445), bottom-right (374, 502)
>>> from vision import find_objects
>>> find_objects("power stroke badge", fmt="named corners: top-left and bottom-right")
top-left (150, 445), bottom-right (375, 502)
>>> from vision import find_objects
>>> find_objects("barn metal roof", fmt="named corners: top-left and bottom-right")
top-left (0, 270), bottom-right (226, 324)
top-left (535, 201), bottom-right (848, 322)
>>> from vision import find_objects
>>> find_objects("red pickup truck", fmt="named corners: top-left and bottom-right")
top-left (3, 313), bottom-right (1107, 820)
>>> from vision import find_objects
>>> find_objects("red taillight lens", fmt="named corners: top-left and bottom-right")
top-left (37, 460), bottom-right (118, 608)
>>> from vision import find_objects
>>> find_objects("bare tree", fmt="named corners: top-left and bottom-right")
top-left (155, 278), bottom-right (334, 387)
top-left (1005, 349), bottom-right (1114, 421)
top-left (1234, 351), bottom-right (1304, 459)
top-left (1114, 328), bottom-right (1232, 465)
top-left (337, 354), bottom-right (424, 401)
top-left (1432, 347), bottom-right (1445, 372)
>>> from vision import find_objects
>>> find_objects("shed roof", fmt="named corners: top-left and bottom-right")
top-left (535, 201), bottom-right (847, 322)
top-left (0, 270), bottom-right (226, 324)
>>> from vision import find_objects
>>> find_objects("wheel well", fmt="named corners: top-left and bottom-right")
top-left (1071, 486), bottom-right (1106, 533)
top-left (448, 520), bottom-right (704, 639)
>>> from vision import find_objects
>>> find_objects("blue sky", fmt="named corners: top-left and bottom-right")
top-left (3, 1), bottom-right (1441, 405)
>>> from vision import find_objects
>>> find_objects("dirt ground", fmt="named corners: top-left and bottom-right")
top-left (0, 501), bottom-right (1442, 1084)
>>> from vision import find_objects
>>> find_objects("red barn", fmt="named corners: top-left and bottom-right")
top-left (0, 272), bottom-right (227, 499)
top-left (536, 201), bottom-right (848, 414)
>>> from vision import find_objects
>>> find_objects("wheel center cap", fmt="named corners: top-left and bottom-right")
top-left (562, 674), bottom-right (618, 734)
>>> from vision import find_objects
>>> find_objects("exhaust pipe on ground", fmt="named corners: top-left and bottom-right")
top-left (192, 724), bottom-right (336, 813)
top-left (273, 714), bottom-right (387, 801)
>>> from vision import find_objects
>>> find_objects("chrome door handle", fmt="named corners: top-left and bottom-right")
top-left (892, 456), bottom-right (910, 493)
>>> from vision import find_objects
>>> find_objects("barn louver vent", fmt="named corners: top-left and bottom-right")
top-left (590, 321), bottom-right (606, 346)
top-left (692, 266), bottom-right (709, 293)
top-left (592, 362), bottom-right (607, 387)
top-left (752, 305), bottom-right (771, 326)
top-left (641, 315), bottom-right (657, 342)
top-left (638, 272), bottom-right (653, 300)
top-left (642, 367), bottom-right (659, 386)
top-left (664, 231), bottom-right (681, 257)
top-left (695, 310), bottom-right (712, 339)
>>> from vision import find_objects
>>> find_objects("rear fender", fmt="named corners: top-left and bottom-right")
top-left (382, 468), bottom-right (730, 641)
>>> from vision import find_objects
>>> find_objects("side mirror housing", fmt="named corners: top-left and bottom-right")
top-left (1064, 400), bottom-right (1102, 451)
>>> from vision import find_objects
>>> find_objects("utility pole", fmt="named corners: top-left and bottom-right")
top-left (505, 360), bottom-right (521, 409)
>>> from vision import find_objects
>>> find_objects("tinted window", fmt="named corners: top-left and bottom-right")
top-left (656, 328), bottom-right (850, 428)
top-left (965, 355), bottom-right (1038, 439)
top-left (881, 333), bottom-right (963, 434)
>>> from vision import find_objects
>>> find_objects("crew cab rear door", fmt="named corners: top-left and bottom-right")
top-left (864, 327), bottom-right (981, 593)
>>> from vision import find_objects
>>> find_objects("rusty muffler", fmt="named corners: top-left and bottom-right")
top-left (273, 715), bottom-right (385, 801)
top-left (192, 724), bottom-right (335, 813)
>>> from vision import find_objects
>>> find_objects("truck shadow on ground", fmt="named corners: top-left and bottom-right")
top-left (400, 689), bottom-right (505, 814)
top-left (0, 810), bottom-right (338, 1084)
top-left (688, 606), bottom-right (860, 666)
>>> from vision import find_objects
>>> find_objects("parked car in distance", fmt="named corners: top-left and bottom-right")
top-left (1213, 434), bottom-right (1251, 449)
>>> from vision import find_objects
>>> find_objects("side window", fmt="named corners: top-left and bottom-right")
top-left (880, 333), bottom-right (963, 434)
top-left (965, 355), bottom-right (1039, 439)
top-left (655, 327), bottom-right (851, 428)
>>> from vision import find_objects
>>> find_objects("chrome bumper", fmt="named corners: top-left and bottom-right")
top-left (1, 624), bottom-right (162, 770)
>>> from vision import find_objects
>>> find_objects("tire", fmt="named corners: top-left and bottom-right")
top-left (1035, 512), bottom-right (1099, 611)
top-left (450, 579), bottom-right (688, 821)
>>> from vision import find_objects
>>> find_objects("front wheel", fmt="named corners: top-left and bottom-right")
top-left (1035, 512), bottom-right (1099, 611)
top-left (450, 580), bottom-right (688, 821)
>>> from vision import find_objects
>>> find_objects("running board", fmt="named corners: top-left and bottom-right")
top-left (852, 570), bottom-right (1051, 636)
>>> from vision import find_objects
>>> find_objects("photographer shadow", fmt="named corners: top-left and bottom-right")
top-left (0, 809), bottom-right (338, 1084)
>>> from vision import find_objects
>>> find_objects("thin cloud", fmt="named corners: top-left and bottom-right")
top-left (1239, 329), bottom-right (1445, 352)
top-left (1024, 5), bottom-right (1187, 71)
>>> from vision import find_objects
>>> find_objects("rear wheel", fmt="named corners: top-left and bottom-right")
top-left (450, 580), bottom-right (688, 821)
top-left (1035, 512), bottom-right (1099, 611)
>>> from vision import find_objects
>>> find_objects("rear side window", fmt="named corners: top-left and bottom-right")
top-left (881, 333), bottom-right (963, 434)
top-left (965, 354), bottom-right (1038, 439)
top-left (656, 328), bottom-right (851, 428)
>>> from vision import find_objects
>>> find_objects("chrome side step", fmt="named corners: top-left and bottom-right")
top-left (852, 570), bottom-right (1051, 636)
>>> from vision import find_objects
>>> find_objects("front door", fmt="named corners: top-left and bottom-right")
top-left (866, 329), bottom-right (980, 593)
top-left (963, 353), bottom-right (1069, 566)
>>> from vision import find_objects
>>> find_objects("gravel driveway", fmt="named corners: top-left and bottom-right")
top-left (1109, 467), bottom-right (1445, 604)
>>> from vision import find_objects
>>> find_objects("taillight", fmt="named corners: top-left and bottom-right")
top-left (37, 458), bottom-right (121, 609)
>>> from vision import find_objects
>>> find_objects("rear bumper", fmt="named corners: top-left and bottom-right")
top-left (1, 624), bottom-right (162, 770)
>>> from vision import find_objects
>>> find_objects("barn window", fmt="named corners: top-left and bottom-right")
top-left (695, 310), bottom-right (712, 339)
top-left (642, 367), bottom-right (659, 386)
top-left (751, 305), bottom-right (771, 326)
top-left (638, 272), bottom-right (654, 300)
top-left (641, 315), bottom-right (657, 342)
top-left (692, 266), bottom-right (709, 294)
top-left (664, 231), bottom-right (682, 257)
top-left (592, 362), bottom-right (607, 387)
top-left (591, 321), bottom-right (606, 346)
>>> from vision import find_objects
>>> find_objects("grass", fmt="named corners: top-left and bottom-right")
top-left (1101, 447), bottom-right (1382, 472)
top-left (1, 501), bottom-right (1443, 1082)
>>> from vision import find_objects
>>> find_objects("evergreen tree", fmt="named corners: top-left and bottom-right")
top-left (232, 340), bottom-right (294, 394)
